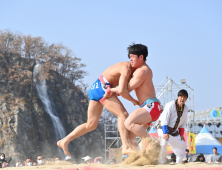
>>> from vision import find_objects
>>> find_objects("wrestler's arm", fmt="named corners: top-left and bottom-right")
top-left (127, 69), bottom-right (146, 92)
top-left (117, 65), bottom-right (139, 105)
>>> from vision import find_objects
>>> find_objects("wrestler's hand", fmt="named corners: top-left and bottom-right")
top-left (163, 134), bottom-right (169, 141)
top-left (131, 99), bottom-right (139, 106)
top-left (180, 136), bottom-right (185, 141)
top-left (103, 89), bottom-right (113, 98)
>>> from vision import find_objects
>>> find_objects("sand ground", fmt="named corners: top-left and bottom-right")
top-left (5, 161), bottom-right (222, 170)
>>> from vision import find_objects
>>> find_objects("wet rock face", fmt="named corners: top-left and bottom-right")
top-left (0, 56), bottom-right (105, 164)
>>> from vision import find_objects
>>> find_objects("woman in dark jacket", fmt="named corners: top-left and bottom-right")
top-left (0, 153), bottom-right (12, 168)
top-left (194, 153), bottom-right (205, 162)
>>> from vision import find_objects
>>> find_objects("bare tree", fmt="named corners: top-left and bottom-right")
top-left (0, 30), bottom-right (87, 86)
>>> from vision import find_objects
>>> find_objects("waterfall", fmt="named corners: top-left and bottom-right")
top-left (33, 62), bottom-right (66, 158)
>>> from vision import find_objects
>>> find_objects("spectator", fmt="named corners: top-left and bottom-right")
top-left (210, 147), bottom-right (222, 163)
top-left (169, 153), bottom-right (176, 163)
top-left (183, 149), bottom-right (192, 163)
top-left (82, 156), bottom-right (92, 164)
top-left (194, 153), bottom-right (205, 162)
top-left (110, 159), bottom-right (117, 164)
top-left (94, 157), bottom-right (102, 164)
top-left (0, 153), bottom-right (12, 168)
top-left (54, 156), bottom-right (61, 164)
top-left (33, 162), bottom-right (37, 166)
top-left (36, 155), bottom-right (45, 165)
top-left (25, 157), bottom-right (33, 166)
top-left (16, 160), bottom-right (23, 167)
top-left (185, 149), bottom-right (192, 162)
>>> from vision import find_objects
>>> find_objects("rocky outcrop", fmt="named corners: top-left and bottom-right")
top-left (0, 55), bottom-right (105, 164)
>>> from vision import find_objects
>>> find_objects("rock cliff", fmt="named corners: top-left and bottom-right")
top-left (0, 55), bottom-right (105, 164)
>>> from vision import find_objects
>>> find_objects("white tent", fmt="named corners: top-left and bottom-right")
top-left (195, 125), bottom-right (222, 154)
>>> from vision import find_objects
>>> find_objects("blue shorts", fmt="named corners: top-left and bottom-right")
top-left (88, 76), bottom-right (111, 101)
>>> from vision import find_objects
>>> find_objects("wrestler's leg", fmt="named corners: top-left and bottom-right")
top-left (57, 100), bottom-right (103, 156)
top-left (128, 123), bottom-right (150, 150)
top-left (128, 123), bottom-right (150, 139)
top-left (102, 95), bottom-right (130, 155)
top-left (124, 108), bottom-right (152, 139)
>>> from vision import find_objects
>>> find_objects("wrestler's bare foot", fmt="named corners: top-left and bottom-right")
top-left (122, 141), bottom-right (140, 155)
top-left (57, 140), bottom-right (71, 157)
top-left (122, 147), bottom-right (138, 155)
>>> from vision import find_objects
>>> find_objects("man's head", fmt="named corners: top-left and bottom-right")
top-left (213, 147), bottom-right (218, 154)
top-left (26, 157), bottom-right (32, 166)
top-left (0, 153), bottom-right (5, 160)
top-left (82, 156), bottom-right (92, 164)
top-left (55, 156), bottom-right (61, 162)
top-left (37, 155), bottom-right (44, 165)
top-left (177, 89), bottom-right (188, 106)
top-left (185, 149), bottom-right (189, 155)
top-left (127, 43), bottom-right (148, 67)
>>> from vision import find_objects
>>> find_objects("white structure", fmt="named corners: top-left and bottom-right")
top-left (187, 107), bottom-right (222, 137)
top-left (155, 77), bottom-right (194, 112)
top-left (196, 126), bottom-right (222, 154)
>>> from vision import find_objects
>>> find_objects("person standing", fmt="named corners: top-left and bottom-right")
top-left (158, 89), bottom-right (189, 164)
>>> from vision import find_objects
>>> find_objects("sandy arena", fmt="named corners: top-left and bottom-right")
top-left (4, 161), bottom-right (222, 170)
top-left (6, 138), bottom-right (222, 170)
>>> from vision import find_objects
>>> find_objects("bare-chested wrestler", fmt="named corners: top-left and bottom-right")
top-left (57, 49), bottom-right (144, 157)
top-left (105, 43), bottom-right (162, 151)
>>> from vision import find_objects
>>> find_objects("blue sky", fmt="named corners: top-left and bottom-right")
top-left (1, 0), bottom-right (221, 114)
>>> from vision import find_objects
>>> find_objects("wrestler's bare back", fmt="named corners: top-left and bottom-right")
top-left (102, 62), bottom-right (133, 87)
top-left (131, 64), bottom-right (156, 104)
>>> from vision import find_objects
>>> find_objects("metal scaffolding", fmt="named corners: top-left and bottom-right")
top-left (104, 76), bottom-right (195, 162)
top-left (155, 76), bottom-right (194, 112)
top-left (104, 124), bottom-right (121, 163)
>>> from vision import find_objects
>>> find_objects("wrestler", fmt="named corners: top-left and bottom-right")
top-left (103, 43), bottom-right (161, 153)
top-left (158, 89), bottom-right (188, 164)
top-left (106, 43), bottom-right (161, 139)
top-left (57, 52), bottom-right (144, 156)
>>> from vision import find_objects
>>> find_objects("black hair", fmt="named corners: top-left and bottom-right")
top-left (127, 43), bottom-right (148, 61)
top-left (194, 153), bottom-right (205, 162)
top-left (0, 153), bottom-right (5, 160)
top-left (185, 149), bottom-right (189, 152)
top-left (171, 153), bottom-right (176, 158)
top-left (213, 147), bottom-right (217, 151)
top-left (178, 89), bottom-right (188, 98)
